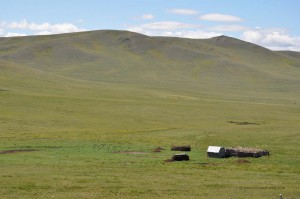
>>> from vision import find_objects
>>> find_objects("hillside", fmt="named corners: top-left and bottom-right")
top-left (277, 50), bottom-right (300, 60)
top-left (0, 30), bottom-right (300, 198)
top-left (1, 30), bottom-right (299, 86)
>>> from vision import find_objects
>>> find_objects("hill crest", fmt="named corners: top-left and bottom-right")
top-left (0, 29), bottom-right (299, 94)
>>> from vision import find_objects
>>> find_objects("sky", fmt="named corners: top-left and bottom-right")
top-left (1, 0), bottom-right (300, 51)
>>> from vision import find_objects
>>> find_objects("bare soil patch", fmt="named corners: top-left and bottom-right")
top-left (228, 121), bottom-right (259, 125)
top-left (152, 147), bottom-right (165, 152)
top-left (0, 149), bottom-right (39, 154)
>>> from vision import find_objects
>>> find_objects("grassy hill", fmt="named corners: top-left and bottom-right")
top-left (0, 30), bottom-right (300, 198)
top-left (1, 30), bottom-right (299, 95)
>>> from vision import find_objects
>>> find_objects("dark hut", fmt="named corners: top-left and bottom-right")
top-left (171, 145), bottom-right (191, 151)
top-left (225, 147), bottom-right (269, 158)
top-left (171, 153), bottom-right (190, 161)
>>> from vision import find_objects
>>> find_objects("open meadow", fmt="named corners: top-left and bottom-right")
top-left (0, 31), bottom-right (300, 198)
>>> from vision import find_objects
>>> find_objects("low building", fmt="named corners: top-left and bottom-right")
top-left (207, 146), bottom-right (225, 158)
top-left (171, 153), bottom-right (190, 161)
top-left (225, 147), bottom-right (269, 158)
top-left (171, 145), bottom-right (191, 151)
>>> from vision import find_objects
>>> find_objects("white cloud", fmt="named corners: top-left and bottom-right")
top-left (169, 8), bottom-right (198, 15)
top-left (4, 32), bottom-right (27, 37)
top-left (0, 19), bottom-right (85, 36)
top-left (0, 26), bottom-right (26, 37)
top-left (35, 31), bottom-right (53, 35)
top-left (7, 19), bottom-right (27, 29)
top-left (0, 28), bottom-right (4, 36)
top-left (142, 14), bottom-right (154, 20)
top-left (264, 32), bottom-right (294, 47)
top-left (8, 19), bottom-right (84, 33)
top-left (199, 13), bottom-right (243, 22)
top-left (127, 21), bottom-right (221, 39)
top-left (128, 27), bottom-right (221, 39)
top-left (242, 29), bottom-right (300, 51)
top-left (129, 21), bottom-right (198, 31)
top-left (160, 30), bottom-right (222, 39)
top-left (210, 25), bottom-right (248, 32)
top-left (242, 30), bottom-right (263, 44)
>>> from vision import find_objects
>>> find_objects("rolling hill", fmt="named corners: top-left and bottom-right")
top-left (1, 30), bottom-right (299, 94)
top-left (0, 31), bottom-right (300, 89)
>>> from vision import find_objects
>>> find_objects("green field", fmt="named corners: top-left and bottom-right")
top-left (0, 30), bottom-right (300, 198)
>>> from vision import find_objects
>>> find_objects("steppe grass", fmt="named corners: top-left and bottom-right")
top-left (1, 82), bottom-right (299, 198)
top-left (0, 31), bottom-right (300, 198)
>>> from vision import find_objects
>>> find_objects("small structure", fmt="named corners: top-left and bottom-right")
top-left (207, 146), bottom-right (226, 158)
top-left (225, 147), bottom-right (269, 158)
top-left (171, 145), bottom-right (191, 151)
top-left (171, 153), bottom-right (190, 161)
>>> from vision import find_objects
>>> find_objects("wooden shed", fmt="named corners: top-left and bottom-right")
top-left (171, 145), bottom-right (191, 151)
top-left (171, 153), bottom-right (190, 161)
top-left (207, 146), bottom-right (225, 158)
top-left (225, 147), bottom-right (270, 158)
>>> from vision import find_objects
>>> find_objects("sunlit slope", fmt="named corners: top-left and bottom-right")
top-left (0, 30), bottom-right (300, 103)
top-left (0, 60), bottom-right (83, 95)
top-left (0, 58), bottom-right (181, 135)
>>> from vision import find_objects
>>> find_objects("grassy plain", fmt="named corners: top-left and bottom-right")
top-left (0, 31), bottom-right (300, 198)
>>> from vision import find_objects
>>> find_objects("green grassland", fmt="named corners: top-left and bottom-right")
top-left (0, 30), bottom-right (300, 198)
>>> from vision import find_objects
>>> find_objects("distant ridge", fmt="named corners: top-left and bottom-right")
top-left (0, 29), bottom-right (299, 95)
top-left (276, 50), bottom-right (300, 60)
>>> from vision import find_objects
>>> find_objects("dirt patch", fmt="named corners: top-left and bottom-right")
top-left (0, 149), bottom-right (39, 154)
top-left (171, 145), bottom-right (191, 151)
top-left (228, 121), bottom-right (259, 125)
top-left (152, 147), bottom-right (165, 152)
top-left (115, 151), bottom-right (148, 155)
top-left (236, 159), bottom-right (251, 164)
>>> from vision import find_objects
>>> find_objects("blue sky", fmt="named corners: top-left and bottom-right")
top-left (1, 0), bottom-right (299, 51)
